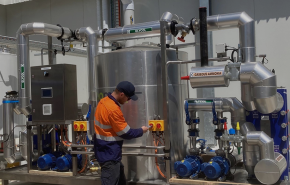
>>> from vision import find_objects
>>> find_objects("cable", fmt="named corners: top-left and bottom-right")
top-left (154, 140), bottom-right (166, 178)
top-left (230, 50), bottom-right (238, 63)
top-left (78, 140), bottom-right (88, 174)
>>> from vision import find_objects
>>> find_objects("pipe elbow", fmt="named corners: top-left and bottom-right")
top-left (75, 27), bottom-right (96, 42)
top-left (240, 62), bottom-right (280, 114)
top-left (238, 12), bottom-right (254, 26)
top-left (246, 131), bottom-right (274, 160)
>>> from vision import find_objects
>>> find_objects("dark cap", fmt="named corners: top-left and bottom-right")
top-left (116, 81), bottom-right (138, 101)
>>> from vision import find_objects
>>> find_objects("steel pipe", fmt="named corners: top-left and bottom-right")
top-left (246, 131), bottom-right (275, 160)
top-left (75, 27), bottom-right (98, 137)
top-left (240, 122), bottom-right (260, 177)
top-left (16, 23), bottom-right (73, 116)
top-left (98, 12), bottom-right (173, 42)
top-left (207, 12), bottom-right (255, 63)
top-left (240, 62), bottom-right (282, 114)
top-left (166, 57), bottom-right (230, 65)
top-left (185, 97), bottom-right (245, 129)
top-left (160, 15), bottom-right (171, 182)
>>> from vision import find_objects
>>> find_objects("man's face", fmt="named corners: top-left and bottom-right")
top-left (118, 92), bottom-right (130, 105)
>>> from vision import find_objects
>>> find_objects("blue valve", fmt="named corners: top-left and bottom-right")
top-left (229, 128), bottom-right (236, 135)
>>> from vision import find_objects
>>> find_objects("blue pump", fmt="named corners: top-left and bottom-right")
top-left (37, 153), bottom-right (57, 170)
top-left (174, 155), bottom-right (203, 178)
top-left (55, 154), bottom-right (82, 171)
top-left (201, 156), bottom-right (230, 180)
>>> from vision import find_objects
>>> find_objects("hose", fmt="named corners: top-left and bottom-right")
top-left (64, 126), bottom-right (72, 144)
top-left (154, 139), bottom-right (166, 178)
top-left (78, 140), bottom-right (88, 174)
top-left (60, 125), bottom-right (71, 147)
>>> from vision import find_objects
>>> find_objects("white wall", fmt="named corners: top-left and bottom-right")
top-left (1, 0), bottom-right (290, 135)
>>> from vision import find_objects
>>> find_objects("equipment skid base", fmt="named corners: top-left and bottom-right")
top-left (169, 169), bottom-right (289, 185)
top-left (0, 166), bottom-right (102, 185)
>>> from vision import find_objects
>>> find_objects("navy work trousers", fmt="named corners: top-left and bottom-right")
top-left (100, 161), bottom-right (127, 185)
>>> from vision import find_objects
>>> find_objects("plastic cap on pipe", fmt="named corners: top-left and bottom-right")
top-left (181, 76), bottom-right (190, 80)
top-left (236, 122), bottom-right (240, 131)
top-left (224, 122), bottom-right (227, 130)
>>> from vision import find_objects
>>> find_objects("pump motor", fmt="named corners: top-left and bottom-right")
top-left (174, 155), bottom-right (203, 178)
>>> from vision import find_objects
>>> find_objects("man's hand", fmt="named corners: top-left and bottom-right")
top-left (141, 126), bottom-right (149, 133)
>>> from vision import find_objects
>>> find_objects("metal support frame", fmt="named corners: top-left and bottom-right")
top-left (72, 121), bottom-right (78, 176)
top-left (160, 19), bottom-right (171, 182)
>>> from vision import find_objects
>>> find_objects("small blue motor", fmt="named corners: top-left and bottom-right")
top-left (56, 154), bottom-right (82, 171)
top-left (174, 155), bottom-right (203, 178)
top-left (37, 153), bottom-right (57, 170)
top-left (201, 156), bottom-right (230, 180)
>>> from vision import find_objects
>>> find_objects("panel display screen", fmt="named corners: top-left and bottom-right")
top-left (41, 88), bottom-right (53, 98)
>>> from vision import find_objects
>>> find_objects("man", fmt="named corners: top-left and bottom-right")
top-left (94, 81), bottom-right (149, 185)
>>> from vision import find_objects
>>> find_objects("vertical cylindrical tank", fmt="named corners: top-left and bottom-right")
top-left (3, 97), bottom-right (17, 164)
top-left (96, 44), bottom-right (188, 180)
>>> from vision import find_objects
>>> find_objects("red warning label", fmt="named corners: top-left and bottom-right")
top-left (276, 154), bottom-right (284, 162)
top-left (192, 71), bottom-right (222, 77)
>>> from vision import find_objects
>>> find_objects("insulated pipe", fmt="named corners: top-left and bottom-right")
top-left (75, 27), bottom-right (98, 137)
top-left (185, 97), bottom-right (245, 129)
top-left (102, 20), bottom-right (169, 42)
top-left (241, 122), bottom-right (260, 177)
top-left (246, 131), bottom-right (275, 160)
top-left (240, 62), bottom-right (282, 114)
top-left (207, 12), bottom-right (255, 63)
top-left (16, 23), bottom-right (73, 115)
top-left (207, 12), bottom-right (256, 111)
top-left (187, 62), bottom-right (281, 114)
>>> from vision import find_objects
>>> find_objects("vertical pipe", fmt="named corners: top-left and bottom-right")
top-left (47, 36), bottom-right (54, 65)
top-left (37, 125), bottom-right (43, 156)
top-left (199, 7), bottom-right (208, 67)
top-left (27, 124), bottom-right (32, 173)
top-left (72, 121), bottom-right (77, 176)
top-left (17, 34), bottom-right (31, 116)
top-left (160, 19), bottom-right (171, 182)
top-left (51, 125), bottom-right (56, 152)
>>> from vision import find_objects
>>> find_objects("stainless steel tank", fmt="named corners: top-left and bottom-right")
top-left (95, 44), bottom-right (189, 181)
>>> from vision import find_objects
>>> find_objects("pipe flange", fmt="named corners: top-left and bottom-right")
top-left (56, 24), bottom-right (64, 40)
top-left (190, 18), bottom-right (199, 35)
top-left (170, 20), bottom-right (178, 37)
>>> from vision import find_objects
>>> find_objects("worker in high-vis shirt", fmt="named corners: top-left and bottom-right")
top-left (94, 81), bottom-right (149, 185)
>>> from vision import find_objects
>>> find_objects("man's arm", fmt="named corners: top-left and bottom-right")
top-left (109, 110), bottom-right (148, 140)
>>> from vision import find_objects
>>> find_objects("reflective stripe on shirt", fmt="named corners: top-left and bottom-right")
top-left (116, 124), bottom-right (131, 136)
top-left (94, 118), bottom-right (112, 129)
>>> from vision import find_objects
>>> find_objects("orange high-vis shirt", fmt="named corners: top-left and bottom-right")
top-left (93, 93), bottom-right (143, 163)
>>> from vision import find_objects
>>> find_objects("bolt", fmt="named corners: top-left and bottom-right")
top-left (284, 176), bottom-right (289, 181)
top-left (282, 148), bottom-right (288, 154)
top-left (281, 123), bottom-right (287, 128)
top-left (282, 136), bottom-right (287, 141)
top-left (281, 111), bottom-right (286, 116)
